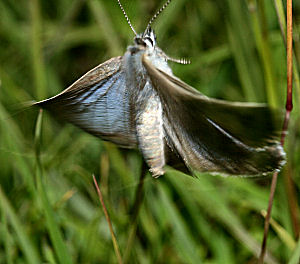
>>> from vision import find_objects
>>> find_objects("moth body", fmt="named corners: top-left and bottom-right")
top-left (122, 31), bottom-right (177, 176)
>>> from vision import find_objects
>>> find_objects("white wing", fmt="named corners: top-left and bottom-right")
top-left (36, 56), bottom-right (137, 148)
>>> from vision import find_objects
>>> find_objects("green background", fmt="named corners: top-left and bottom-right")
top-left (0, 0), bottom-right (300, 263)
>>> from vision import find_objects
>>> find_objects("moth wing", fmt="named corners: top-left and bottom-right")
top-left (142, 55), bottom-right (285, 176)
top-left (36, 56), bottom-right (137, 147)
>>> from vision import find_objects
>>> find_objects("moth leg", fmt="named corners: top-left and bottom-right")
top-left (136, 94), bottom-right (165, 178)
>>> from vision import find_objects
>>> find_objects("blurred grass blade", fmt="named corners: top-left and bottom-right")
top-left (45, 0), bottom-right (86, 58)
top-left (248, 0), bottom-right (278, 107)
top-left (104, 142), bottom-right (134, 188)
top-left (166, 172), bottom-right (278, 264)
top-left (2, 211), bottom-right (13, 264)
top-left (0, 102), bottom-right (36, 195)
top-left (93, 175), bottom-right (123, 264)
top-left (226, 24), bottom-right (258, 101)
top-left (155, 0), bottom-right (188, 39)
top-left (42, 242), bottom-right (58, 264)
top-left (34, 110), bottom-right (73, 264)
top-left (158, 182), bottom-right (203, 263)
top-left (123, 164), bottom-right (147, 264)
top-left (88, 0), bottom-right (122, 57)
top-left (165, 171), bottom-right (234, 263)
top-left (261, 210), bottom-right (296, 250)
top-left (273, 0), bottom-right (286, 40)
top-left (30, 0), bottom-right (46, 99)
top-left (288, 238), bottom-right (300, 264)
top-left (0, 186), bottom-right (41, 264)
top-left (226, 0), bottom-right (264, 101)
top-left (273, 0), bottom-right (300, 108)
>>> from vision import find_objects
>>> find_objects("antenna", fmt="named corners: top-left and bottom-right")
top-left (144, 0), bottom-right (172, 36)
top-left (162, 53), bottom-right (191, 65)
top-left (168, 57), bottom-right (191, 65)
top-left (117, 0), bottom-right (137, 36)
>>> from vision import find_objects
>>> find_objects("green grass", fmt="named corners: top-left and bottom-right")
top-left (0, 0), bottom-right (300, 263)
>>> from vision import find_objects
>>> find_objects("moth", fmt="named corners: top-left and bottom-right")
top-left (36, 0), bottom-right (285, 178)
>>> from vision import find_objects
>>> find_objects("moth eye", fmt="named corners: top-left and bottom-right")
top-left (144, 37), bottom-right (154, 47)
top-left (135, 37), bottom-right (147, 47)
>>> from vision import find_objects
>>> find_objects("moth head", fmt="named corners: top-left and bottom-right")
top-left (117, 0), bottom-right (171, 50)
top-left (134, 27), bottom-right (157, 49)
top-left (118, 0), bottom-right (189, 64)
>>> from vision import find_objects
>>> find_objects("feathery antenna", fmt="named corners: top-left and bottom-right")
top-left (117, 0), bottom-right (137, 36)
top-left (163, 54), bottom-right (191, 65)
top-left (168, 57), bottom-right (191, 65)
top-left (144, 0), bottom-right (172, 36)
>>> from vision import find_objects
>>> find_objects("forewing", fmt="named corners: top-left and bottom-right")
top-left (142, 55), bottom-right (285, 176)
top-left (36, 56), bottom-right (137, 147)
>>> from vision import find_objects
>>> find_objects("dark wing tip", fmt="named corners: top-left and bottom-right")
top-left (251, 143), bottom-right (286, 175)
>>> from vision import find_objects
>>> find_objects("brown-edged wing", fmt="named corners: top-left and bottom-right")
top-left (142, 54), bottom-right (285, 176)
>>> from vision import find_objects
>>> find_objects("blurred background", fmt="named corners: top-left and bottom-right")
top-left (0, 0), bottom-right (300, 263)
